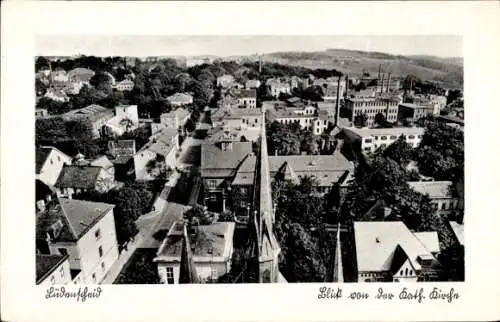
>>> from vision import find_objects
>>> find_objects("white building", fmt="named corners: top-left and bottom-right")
top-left (160, 108), bottom-right (191, 130)
top-left (36, 146), bottom-right (73, 186)
top-left (167, 93), bottom-right (194, 107)
top-left (269, 105), bottom-right (330, 135)
top-left (36, 254), bottom-right (73, 285)
top-left (342, 127), bottom-right (425, 154)
top-left (266, 78), bottom-right (291, 97)
top-left (36, 198), bottom-right (119, 284)
top-left (245, 79), bottom-right (261, 89)
top-left (154, 221), bottom-right (235, 284)
top-left (44, 88), bottom-right (70, 102)
top-left (354, 221), bottom-right (441, 282)
top-left (408, 181), bottom-right (462, 214)
top-left (115, 79), bottom-right (134, 91)
top-left (105, 105), bottom-right (139, 137)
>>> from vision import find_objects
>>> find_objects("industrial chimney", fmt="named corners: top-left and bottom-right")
top-left (386, 73), bottom-right (391, 93)
top-left (380, 73), bottom-right (385, 94)
top-left (335, 75), bottom-right (341, 126)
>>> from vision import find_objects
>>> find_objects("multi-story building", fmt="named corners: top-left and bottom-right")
top-left (245, 79), bottom-right (261, 89)
top-left (36, 198), bottom-right (119, 284)
top-left (354, 221), bottom-right (442, 282)
top-left (211, 106), bottom-right (262, 130)
top-left (62, 104), bottom-right (115, 138)
top-left (234, 89), bottom-right (257, 108)
top-left (35, 108), bottom-right (49, 119)
top-left (36, 146), bottom-right (73, 187)
top-left (342, 126), bottom-right (425, 154)
top-left (44, 88), bottom-right (70, 102)
top-left (115, 79), bottom-right (134, 91)
top-left (154, 221), bottom-right (235, 284)
top-left (398, 103), bottom-right (436, 122)
top-left (408, 181), bottom-right (463, 214)
top-left (160, 108), bottom-right (191, 131)
top-left (266, 78), bottom-right (291, 97)
top-left (36, 254), bottom-right (73, 285)
top-left (344, 97), bottom-right (400, 126)
top-left (268, 105), bottom-right (330, 135)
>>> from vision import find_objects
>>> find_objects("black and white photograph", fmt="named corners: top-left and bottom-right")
top-left (34, 35), bottom-right (464, 285)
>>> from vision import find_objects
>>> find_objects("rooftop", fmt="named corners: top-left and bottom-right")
top-left (400, 102), bottom-right (434, 109)
top-left (36, 198), bottom-right (114, 242)
top-left (36, 254), bottom-right (69, 284)
top-left (161, 107), bottom-right (191, 120)
top-left (343, 126), bottom-right (425, 138)
top-left (36, 146), bottom-right (53, 174)
top-left (407, 181), bottom-right (453, 199)
top-left (354, 221), bottom-right (438, 273)
top-left (232, 154), bottom-right (257, 186)
top-left (449, 221), bottom-right (464, 246)
top-left (234, 89), bottom-right (257, 99)
top-left (67, 68), bottom-right (95, 82)
top-left (201, 142), bottom-right (252, 177)
top-left (155, 222), bottom-right (236, 261)
top-left (212, 106), bottom-right (261, 120)
top-left (413, 231), bottom-right (440, 253)
top-left (63, 104), bottom-right (114, 121)
top-left (55, 165), bottom-right (103, 189)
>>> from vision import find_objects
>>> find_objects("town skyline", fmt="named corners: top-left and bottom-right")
top-left (36, 35), bottom-right (463, 59)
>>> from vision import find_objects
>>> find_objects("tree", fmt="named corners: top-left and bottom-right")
top-left (355, 82), bottom-right (367, 91)
top-left (114, 249), bottom-right (161, 284)
top-left (446, 89), bottom-right (462, 105)
top-left (374, 112), bottom-right (387, 127)
top-left (35, 56), bottom-right (50, 71)
top-left (354, 113), bottom-right (367, 127)
top-left (382, 135), bottom-right (414, 167)
top-left (183, 205), bottom-right (213, 226)
top-left (89, 71), bottom-right (114, 93)
top-left (65, 118), bottom-right (95, 141)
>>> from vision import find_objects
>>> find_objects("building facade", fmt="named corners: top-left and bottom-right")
top-left (342, 127), bottom-right (425, 154)
top-left (344, 97), bottom-right (400, 126)
top-left (36, 147), bottom-right (73, 187)
top-left (36, 254), bottom-right (73, 285)
top-left (398, 103), bottom-right (436, 122)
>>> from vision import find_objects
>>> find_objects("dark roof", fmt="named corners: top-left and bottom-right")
top-left (389, 244), bottom-right (412, 274)
top-left (36, 198), bottom-right (114, 242)
top-left (108, 140), bottom-right (136, 156)
top-left (55, 166), bottom-right (103, 189)
top-left (200, 142), bottom-right (252, 177)
top-left (36, 254), bottom-right (69, 284)
top-left (36, 179), bottom-right (56, 201)
top-left (234, 89), bottom-right (256, 99)
top-left (36, 147), bottom-right (53, 174)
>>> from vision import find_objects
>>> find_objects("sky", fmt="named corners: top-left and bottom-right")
top-left (36, 35), bottom-right (462, 58)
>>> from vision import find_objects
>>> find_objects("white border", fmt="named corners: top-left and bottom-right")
top-left (2, 1), bottom-right (500, 321)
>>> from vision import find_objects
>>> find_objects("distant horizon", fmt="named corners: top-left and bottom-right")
top-left (36, 35), bottom-right (463, 59)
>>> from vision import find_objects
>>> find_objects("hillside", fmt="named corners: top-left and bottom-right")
top-left (247, 49), bottom-right (462, 89)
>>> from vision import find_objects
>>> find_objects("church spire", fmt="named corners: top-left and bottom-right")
top-left (332, 223), bottom-right (344, 282)
top-left (178, 223), bottom-right (200, 284)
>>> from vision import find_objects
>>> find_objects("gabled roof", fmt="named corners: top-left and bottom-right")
top-left (67, 68), bottom-right (95, 82)
top-left (55, 165), bottom-right (103, 189)
top-left (449, 221), bottom-right (464, 246)
top-left (414, 231), bottom-right (440, 253)
top-left (90, 156), bottom-right (114, 170)
top-left (36, 146), bottom-right (71, 174)
top-left (200, 142), bottom-right (252, 176)
top-left (407, 181), bottom-right (453, 199)
top-left (232, 154), bottom-right (256, 186)
top-left (36, 198), bottom-right (114, 242)
top-left (234, 89), bottom-right (256, 99)
top-left (36, 254), bottom-right (69, 284)
top-left (275, 161), bottom-right (299, 184)
top-left (353, 221), bottom-right (437, 273)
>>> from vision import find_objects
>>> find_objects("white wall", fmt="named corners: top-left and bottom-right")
top-left (157, 261), bottom-right (230, 284)
top-left (38, 149), bottom-right (72, 186)
top-left (37, 257), bottom-right (73, 285)
top-left (392, 259), bottom-right (419, 282)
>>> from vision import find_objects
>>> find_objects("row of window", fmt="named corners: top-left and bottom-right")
top-left (434, 201), bottom-right (459, 210)
top-left (48, 155), bottom-right (62, 165)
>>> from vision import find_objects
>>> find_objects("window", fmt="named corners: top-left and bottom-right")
top-left (166, 267), bottom-right (175, 284)
top-left (58, 156), bottom-right (61, 162)
top-left (50, 159), bottom-right (54, 165)
top-left (101, 262), bottom-right (105, 272)
top-left (58, 248), bottom-right (68, 256)
top-left (50, 276), bottom-right (56, 285)
top-left (364, 139), bottom-right (372, 143)
top-left (394, 278), bottom-right (400, 282)
top-left (95, 229), bottom-right (101, 240)
top-left (374, 136), bottom-right (378, 140)
top-left (92, 273), bottom-right (97, 283)
top-left (60, 267), bottom-right (64, 278)
top-left (405, 268), bottom-right (409, 276)
top-left (98, 246), bottom-right (103, 257)
top-left (207, 179), bottom-right (217, 189)
top-left (364, 147), bottom-right (371, 152)
top-left (409, 270), bottom-right (413, 276)
top-left (390, 135), bottom-right (397, 139)
top-left (441, 203), bottom-right (447, 210)
top-left (408, 135), bottom-right (415, 139)
top-left (381, 136), bottom-right (387, 140)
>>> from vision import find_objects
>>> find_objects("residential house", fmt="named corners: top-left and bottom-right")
top-left (133, 128), bottom-right (179, 181)
top-left (108, 140), bottom-right (136, 180)
top-left (44, 88), bottom-right (70, 102)
top-left (354, 221), bottom-right (442, 282)
top-left (67, 67), bottom-right (95, 88)
top-left (166, 93), bottom-right (194, 107)
top-left (211, 105), bottom-right (262, 130)
top-left (36, 198), bottom-right (119, 284)
top-left (62, 104), bottom-right (114, 138)
top-left (234, 89), bottom-right (257, 108)
top-left (90, 156), bottom-right (115, 179)
top-left (115, 79), bottom-right (134, 91)
top-left (35, 108), bottom-right (49, 119)
top-left (36, 146), bottom-right (73, 186)
top-left (342, 127), bottom-right (425, 154)
top-left (201, 141), bottom-right (253, 212)
top-left (344, 97), bottom-right (400, 126)
top-left (408, 181), bottom-right (463, 214)
top-left (51, 69), bottom-right (68, 83)
top-left (217, 75), bottom-right (235, 88)
top-left (105, 105), bottom-right (139, 137)
top-left (154, 221), bottom-right (235, 283)
top-left (54, 165), bottom-right (115, 198)
top-left (268, 105), bottom-right (330, 135)
top-left (266, 78), bottom-right (291, 97)
top-left (160, 108), bottom-right (191, 130)
top-left (398, 103), bottom-right (436, 123)
top-left (36, 254), bottom-right (73, 285)
top-left (245, 79), bottom-right (261, 89)
top-left (268, 154), bottom-right (354, 194)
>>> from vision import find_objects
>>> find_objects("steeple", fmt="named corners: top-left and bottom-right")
top-left (332, 223), bottom-right (344, 282)
top-left (178, 223), bottom-right (200, 284)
